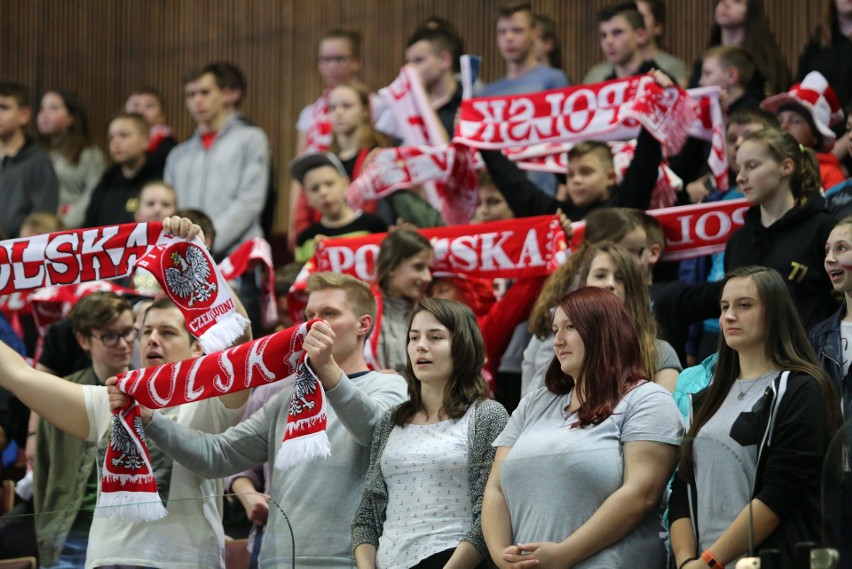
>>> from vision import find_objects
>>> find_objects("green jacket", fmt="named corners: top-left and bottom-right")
top-left (33, 367), bottom-right (99, 567)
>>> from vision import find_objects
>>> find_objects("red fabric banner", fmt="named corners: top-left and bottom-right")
top-left (0, 223), bottom-right (248, 354)
top-left (101, 320), bottom-right (323, 520)
top-left (455, 74), bottom-right (695, 156)
top-left (568, 199), bottom-right (750, 261)
top-left (312, 215), bottom-right (568, 283)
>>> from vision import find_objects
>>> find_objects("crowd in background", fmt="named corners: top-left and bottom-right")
top-left (1, 0), bottom-right (852, 567)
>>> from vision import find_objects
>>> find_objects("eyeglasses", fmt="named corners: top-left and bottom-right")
top-left (319, 55), bottom-right (352, 64)
top-left (91, 327), bottom-right (138, 347)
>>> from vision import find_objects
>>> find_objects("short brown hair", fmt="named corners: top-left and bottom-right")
top-left (568, 141), bottom-right (614, 171)
top-left (633, 210), bottom-right (664, 250)
top-left (20, 212), bottom-right (65, 236)
top-left (182, 63), bottom-right (228, 88)
top-left (703, 45), bottom-right (756, 88)
top-left (498, 0), bottom-right (534, 24)
top-left (727, 107), bottom-right (779, 130)
top-left (128, 86), bottom-right (166, 113)
top-left (321, 28), bottom-right (362, 59)
top-left (69, 292), bottom-right (132, 337)
top-left (306, 272), bottom-right (377, 324)
top-left (0, 81), bottom-right (30, 108)
top-left (598, 2), bottom-right (645, 30)
top-left (109, 113), bottom-right (150, 137)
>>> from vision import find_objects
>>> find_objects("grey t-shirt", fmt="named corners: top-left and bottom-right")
top-left (694, 370), bottom-right (777, 556)
top-left (494, 382), bottom-right (683, 568)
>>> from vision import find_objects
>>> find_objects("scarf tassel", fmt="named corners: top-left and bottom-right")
top-left (274, 361), bottom-right (331, 471)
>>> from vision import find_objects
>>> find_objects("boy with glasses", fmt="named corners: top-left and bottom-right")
top-left (33, 292), bottom-right (135, 568)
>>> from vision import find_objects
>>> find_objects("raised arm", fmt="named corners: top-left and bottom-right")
top-left (142, 398), bottom-right (272, 478)
top-left (0, 341), bottom-right (89, 440)
top-left (304, 320), bottom-right (407, 446)
top-left (479, 150), bottom-right (567, 218)
top-left (613, 127), bottom-right (662, 211)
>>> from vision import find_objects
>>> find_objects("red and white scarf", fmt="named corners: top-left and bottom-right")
top-left (0, 223), bottom-right (248, 354)
top-left (312, 214), bottom-right (567, 283)
top-left (455, 74), bottom-right (695, 156)
top-left (567, 198), bottom-right (750, 261)
top-left (218, 238), bottom-right (277, 329)
top-left (492, 86), bottom-right (727, 193)
top-left (347, 143), bottom-right (480, 225)
top-left (100, 320), bottom-right (324, 520)
top-left (372, 66), bottom-right (479, 223)
top-left (359, 75), bottom-right (722, 216)
top-left (686, 86), bottom-right (729, 191)
top-left (303, 90), bottom-right (332, 153)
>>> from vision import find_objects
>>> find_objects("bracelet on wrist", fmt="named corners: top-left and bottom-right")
top-left (701, 550), bottom-right (724, 569)
top-left (678, 557), bottom-right (698, 569)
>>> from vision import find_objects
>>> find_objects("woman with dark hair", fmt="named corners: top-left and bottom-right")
top-left (482, 287), bottom-right (683, 567)
top-left (353, 298), bottom-right (509, 569)
top-left (522, 208), bottom-right (650, 396)
top-left (670, 266), bottom-right (842, 569)
top-left (370, 229), bottom-right (434, 372)
top-left (37, 89), bottom-right (106, 229)
top-left (798, 0), bottom-right (852, 109)
top-left (689, 0), bottom-right (791, 97)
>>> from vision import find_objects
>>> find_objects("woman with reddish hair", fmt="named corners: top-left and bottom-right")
top-left (482, 287), bottom-right (683, 568)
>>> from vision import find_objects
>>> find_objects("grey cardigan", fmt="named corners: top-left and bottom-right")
top-left (351, 398), bottom-right (509, 561)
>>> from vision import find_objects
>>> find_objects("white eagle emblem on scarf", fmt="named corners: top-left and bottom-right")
top-left (164, 245), bottom-right (217, 307)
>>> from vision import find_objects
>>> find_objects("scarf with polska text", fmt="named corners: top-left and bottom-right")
top-left (0, 223), bottom-right (248, 355)
top-left (287, 215), bottom-right (569, 354)
top-left (292, 200), bottom-right (750, 297)
top-left (312, 214), bottom-right (567, 283)
top-left (218, 237), bottom-right (277, 329)
top-left (455, 74), bottom-right (695, 156)
top-left (99, 320), bottom-right (324, 520)
top-left (356, 76), bottom-right (723, 216)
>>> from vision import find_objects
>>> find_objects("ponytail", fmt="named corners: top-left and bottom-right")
top-left (741, 128), bottom-right (822, 200)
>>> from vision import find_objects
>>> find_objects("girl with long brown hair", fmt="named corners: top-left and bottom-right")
top-left (690, 0), bottom-right (791, 97)
top-left (670, 266), bottom-right (842, 568)
top-left (37, 89), bottom-right (106, 229)
top-left (353, 298), bottom-right (508, 569)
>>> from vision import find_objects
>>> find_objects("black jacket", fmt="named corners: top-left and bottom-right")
top-left (480, 128), bottom-right (662, 221)
top-left (724, 194), bottom-right (838, 329)
top-left (83, 153), bottom-right (164, 228)
top-left (809, 304), bottom-right (852, 422)
top-left (798, 33), bottom-right (852, 111)
top-left (670, 371), bottom-right (839, 567)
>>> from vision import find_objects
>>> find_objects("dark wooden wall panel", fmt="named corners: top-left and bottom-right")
top-left (0, 0), bottom-right (826, 233)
